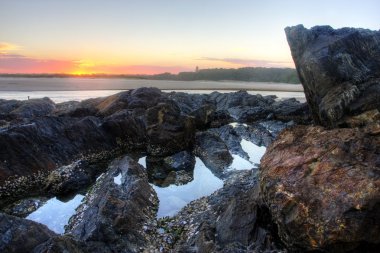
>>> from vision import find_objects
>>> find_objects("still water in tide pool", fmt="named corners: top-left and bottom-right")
top-left (139, 138), bottom-right (266, 218)
top-left (26, 194), bottom-right (84, 234)
top-left (25, 134), bottom-right (266, 231)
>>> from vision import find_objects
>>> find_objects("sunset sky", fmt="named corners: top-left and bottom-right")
top-left (0, 0), bottom-right (379, 75)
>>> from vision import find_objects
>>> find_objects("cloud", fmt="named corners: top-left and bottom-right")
top-left (199, 57), bottom-right (293, 68)
top-left (0, 42), bottom-right (20, 53)
top-left (0, 54), bottom-right (77, 73)
top-left (0, 54), bottom-right (190, 74)
top-left (91, 64), bottom-right (190, 75)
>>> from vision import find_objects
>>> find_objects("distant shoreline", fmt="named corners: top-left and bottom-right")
top-left (0, 77), bottom-right (303, 92)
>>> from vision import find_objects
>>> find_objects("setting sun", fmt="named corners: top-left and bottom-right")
top-left (70, 70), bottom-right (95, 76)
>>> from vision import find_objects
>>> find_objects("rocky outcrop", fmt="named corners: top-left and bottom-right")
top-left (285, 25), bottom-right (380, 127)
top-left (146, 101), bottom-right (195, 156)
top-left (194, 131), bottom-right (233, 177)
top-left (146, 151), bottom-right (195, 186)
top-left (66, 156), bottom-right (158, 252)
top-left (155, 170), bottom-right (285, 252)
top-left (0, 97), bottom-right (55, 121)
top-left (0, 116), bottom-right (115, 184)
top-left (0, 212), bottom-right (57, 252)
top-left (271, 98), bottom-right (311, 124)
top-left (260, 125), bottom-right (380, 252)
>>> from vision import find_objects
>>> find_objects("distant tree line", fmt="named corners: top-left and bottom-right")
top-left (0, 67), bottom-right (300, 84)
top-left (149, 67), bottom-right (300, 83)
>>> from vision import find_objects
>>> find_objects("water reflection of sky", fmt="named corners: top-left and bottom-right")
top-left (148, 158), bottom-right (223, 218)
top-left (26, 194), bottom-right (84, 234)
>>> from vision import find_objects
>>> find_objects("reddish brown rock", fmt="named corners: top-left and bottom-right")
top-left (260, 125), bottom-right (380, 252)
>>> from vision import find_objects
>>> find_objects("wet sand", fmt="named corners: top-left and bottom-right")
top-left (0, 77), bottom-right (303, 92)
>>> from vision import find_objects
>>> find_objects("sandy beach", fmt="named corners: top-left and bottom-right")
top-left (0, 77), bottom-right (303, 92)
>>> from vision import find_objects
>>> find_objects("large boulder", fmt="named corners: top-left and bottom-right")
top-left (285, 25), bottom-right (380, 127)
top-left (146, 151), bottom-right (195, 187)
top-left (0, 116), bottom-right (115, 185)
top-left (95, 87), bottom-right (164, 117)
top-left (146, 101), bottom-right (195, 156)
top-left (194, 131), bottom-right (233, 177)
top-left (156, 170), bottom-right (285, 252)
top-left (0, 212), bottom-right (57, 252)
top-left (260, 125), bottom-right (380, 252)
top-left (66, 156), bottom-right (158, 252)
top-left (0, 97), bottom-right (56, 121)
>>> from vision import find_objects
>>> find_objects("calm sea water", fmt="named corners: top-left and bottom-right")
top-left (0, 77), bottom-right (306, 103)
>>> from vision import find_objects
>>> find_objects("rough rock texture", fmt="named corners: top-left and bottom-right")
top-left (146, 151), bottom-right (195, 186)
top-left (260, 125), bottom-right (380, 252)
top-left (146, 101), bottom-right (195, 156)
top-left (155, 170), bottom-right (285, 252)
top-left (271, 98), bottom-right (311, 124)
top-left (32, 236), bottom-right (87, 253)
top-left (0, 97), bottom-right (55, 121)
top-left (0, 212), bottom-right (57, 253)
top-left (0, 116), bottom-right (115, 184)
top-left (194, 131), bottom-right (233, 178)
top-left (285, 25), bottom-right (380, 126)
top-left (66, 156), bottom-right (158, 253)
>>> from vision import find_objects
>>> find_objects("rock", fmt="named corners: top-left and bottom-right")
top-left (158, 170), bottom-right (285, 252)
top-left (194, 131), bottom-right (232, 177)
top-left (190, 103), bottom-right (216, 130)
top-left (259, 120), bottom-right (295, 137)
top-left (227, 106), bottom-right (272, 123)
top-left (168, 92), bottom-right (210, 114)
top-left (32, 236), bottom-right (87, 253)
top-left (0, 116), bottom-right (116, 185)
top-left (66, 156), bottom-right (158, 253)
top-left (96, 87), bottom-right (164, 116)
top-left (209, 124), bottom-right (246, 159)
top-left (271, 98), bottom-right (311, 124)
top-left (0, 212), bottom-right (57, 253)
top-left (210, 91), bottom-right (274, 112)
top-left (209, 110), bottom-right (234, 128)
top-left (102, 110), bottom-right (147, 150)
top-left (285, 25), bottom-right (380, 126)
top-left (6, 97), bottom-right (56, 120)
top-left (54, 100), bottom-right (98, 118)
top-left (43, 160), bottom-right (93, 196)
top-left (260, 125), bottom-right (380, 252)
top-left (146, 101), bottom-right (195, 156)
top-left (146, 151), bottom-right (195, 186)
top-left (211, 123), bottom-right (273, 153)
top-left (2, 197), bottom-right (48, 218)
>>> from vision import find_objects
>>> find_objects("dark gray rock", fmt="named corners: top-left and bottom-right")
top-left (146, 101), bottom-right (195, 156)
top-left (158, 170), bottom-right (285, 252)
top-left (209, 110), bottom-right (235, 128)
top-left (168, 92), bottom-right (210, 114)
top-left (96, 87), bottom-right (164, 116)
top-left (190, 103), bottom-right (216, 129)
top-left (7, 97), bottom-right (55, 120)
top-left (2, 197), bottom-right (48, 218)
top-left (271, 98), bottom-right (311, 124)
top-left (0, 116), bottom-right (115, 185)
top-left (0, 212), bottom-right (57, 253)
top-left (32, 236), bottom-right (87, 253)
top-left (146, 151), bottom-right (195, 187)
top-left (66, 156), bottom-right (158, 253)
top-left (228, 105), bottom-right (272, 123)
top-left (210, 91), bottom-right (274, 112)
top-left (285, 25), bottom-right (380, 126)
top-left (194, 131), bottom-right (232, 177)
top-left (102, 110), bottom-right (147, 150)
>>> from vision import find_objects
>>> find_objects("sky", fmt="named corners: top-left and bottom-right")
top-left (0, 0), bottom-right (379, 75)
